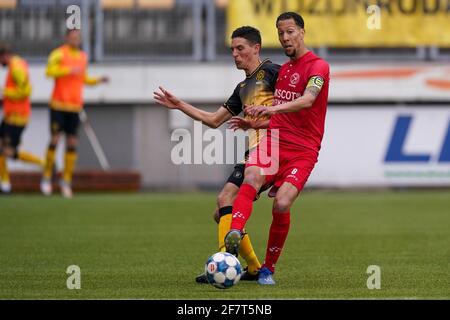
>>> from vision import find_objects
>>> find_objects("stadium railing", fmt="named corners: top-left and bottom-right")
top-left (0, 0), bottom-right (448, 62)
top-left (98, 0), bottom-right (201, 61)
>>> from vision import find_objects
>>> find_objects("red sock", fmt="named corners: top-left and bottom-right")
top-left (230, 184), bottom-right (257, 231)
top-left (263, 211), bottom-right (291, 273)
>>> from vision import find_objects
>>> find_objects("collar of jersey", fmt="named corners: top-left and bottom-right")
top-left (246, 58), bottom-right (271, 79)
top-left (291, 51), bottom-right (313, 65)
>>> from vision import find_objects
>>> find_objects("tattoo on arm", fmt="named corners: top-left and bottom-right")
top-left (305, 76), bottom-right (324, 98)
top-left (305, 86), bottom-right (321, 98)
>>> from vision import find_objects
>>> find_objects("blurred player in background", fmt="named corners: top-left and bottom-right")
top-left (154, 26), bottom-right (280, 283)
top-left (0, 43), bottom-right (44, 194)
top-left (40, 29), bottom-right (109, 198)
top-left (225, 12), bottom-right (330, 285)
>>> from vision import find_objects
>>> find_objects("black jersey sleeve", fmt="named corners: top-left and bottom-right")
top-left (264, 63), bottom-right (281, 92)
top-left (223, 83), bottom-right (243, 116)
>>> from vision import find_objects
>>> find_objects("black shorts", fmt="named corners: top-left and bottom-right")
top-left (226, 163), bottom-right (245, 187)
top-left (50, 109), bottom-right (80, 136)
top-left (0, 121), bottom-right (25, 149)
top-left (226, 149), bottom-right (251, 187)
top-left (226, 162), bottom-right (273, 199)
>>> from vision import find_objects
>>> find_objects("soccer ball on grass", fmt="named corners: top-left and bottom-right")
top-left (205, 252), bottom-right (242, 289)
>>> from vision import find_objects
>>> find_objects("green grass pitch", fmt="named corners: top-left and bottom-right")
top-left (0, 191), bottom-right (449, 299)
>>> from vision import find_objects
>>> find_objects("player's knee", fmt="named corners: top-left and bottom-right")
top-left (66, 145), bottom-right (77, 153)
top-left (217, 189), bottom-right (234, 208)
top-left (50, 135), bottom-right (60, 146)
top-left (66, 137), bottom-right (78, 150)
top-left (3, 146), bottom-right (15, 159)
top-left (242, 170), bottom-right (264, 190)
top-left (67, 134), bottom-right (78, 142)
top-left (273, 195), bottom-right (293, 213)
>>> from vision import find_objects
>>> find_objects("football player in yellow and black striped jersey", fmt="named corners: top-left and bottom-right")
top-left (222, 58), bottom-right (278, 152)
top-left (0, 43), bottom-right (44, 194)
top-left (40, 29), bottom-right (108, 198)
top-left (154, 26), bottom-right (280, 283)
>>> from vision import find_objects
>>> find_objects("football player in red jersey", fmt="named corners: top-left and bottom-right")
top-left (224, 12), bottom-right (330, 285)
top-left (154, 26), bottom-right (280, 283)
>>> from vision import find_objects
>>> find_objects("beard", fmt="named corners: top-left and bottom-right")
top-left (284, 47), bottom-right (296, 58)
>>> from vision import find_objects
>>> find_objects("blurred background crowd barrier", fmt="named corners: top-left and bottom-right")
top-left (0, 0), bottom-right (449, 191)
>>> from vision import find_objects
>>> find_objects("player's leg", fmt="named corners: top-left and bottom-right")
top-left (218, 165), bottom-right (259, 255)
top-left (226, 139), bottom-right (277, 252)
top-left (216, 179), bottom-right (261, 278)
top-left (0, 147), bottom-right (11, 194)
top-left (0, 123), bottom-right (24, 193)
top-left (17, 151), bottom-right (44, 166)
top-left (258, 181), bottom-right (298, 285)
top-left (41, 109), bottom-right (62, 195)
top-left (41, 133), bottom-right (60, 195)
top-left (258, 153), bottom-right (317, 285)
top-left (59, 111), bottom-right (80, 198)
top-left (225, 165), bottom-right (266, 256)
top-left (196, 169), bottom-right (261, 283)
top-left (1, 144), bottom-right (18, 193)
top-left (0, 121), bottom-right (10, 193)
top-left (0, 148), bottom-right (8, 192)
top-left (195, 182), bottom-right (241, 284)
top-left (216, 181), bottom-right (239, 252)
top-left (13, 125), bottom-right (44, 167)
top-left (213, 207), bottom-right (220, 223)
top-left (60, 134), bottom-right (78, 198)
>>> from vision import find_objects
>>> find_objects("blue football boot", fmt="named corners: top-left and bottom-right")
top-left (257, 267), bottom-right (276, 285)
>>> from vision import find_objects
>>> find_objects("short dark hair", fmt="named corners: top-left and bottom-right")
top-left (231, 26), bottom-right (261, 46)
top-left (0, 43), bottom-right (12, 55)
top-left (276, 12), bottom-right (305, 29)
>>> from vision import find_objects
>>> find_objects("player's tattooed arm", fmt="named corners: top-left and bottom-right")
top-left (304, 76), bottom-right (324, 98)
top-left (246, 76), bottom-right (325, 117)
top-left (304, 85), bottom-right (321, 98)
top-left (268, 76), bottom-right (325, 115)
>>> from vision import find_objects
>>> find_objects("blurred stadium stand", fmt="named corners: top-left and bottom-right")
top-left (1, 0), bottom-right (449, 62)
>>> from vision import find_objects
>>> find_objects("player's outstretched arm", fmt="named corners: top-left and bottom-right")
top-left (84, 74), bottom-right (109, 86)
top-left (228, 116), bottom-right (270, 131)
top-left (153, 86), bottom-right (232, 129)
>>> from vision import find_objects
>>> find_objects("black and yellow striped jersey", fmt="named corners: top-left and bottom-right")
top-left (223, 59), bottom-right (280, 150)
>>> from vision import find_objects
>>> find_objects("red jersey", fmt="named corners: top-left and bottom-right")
top-left (269, 51), bottom-right (330, 153)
